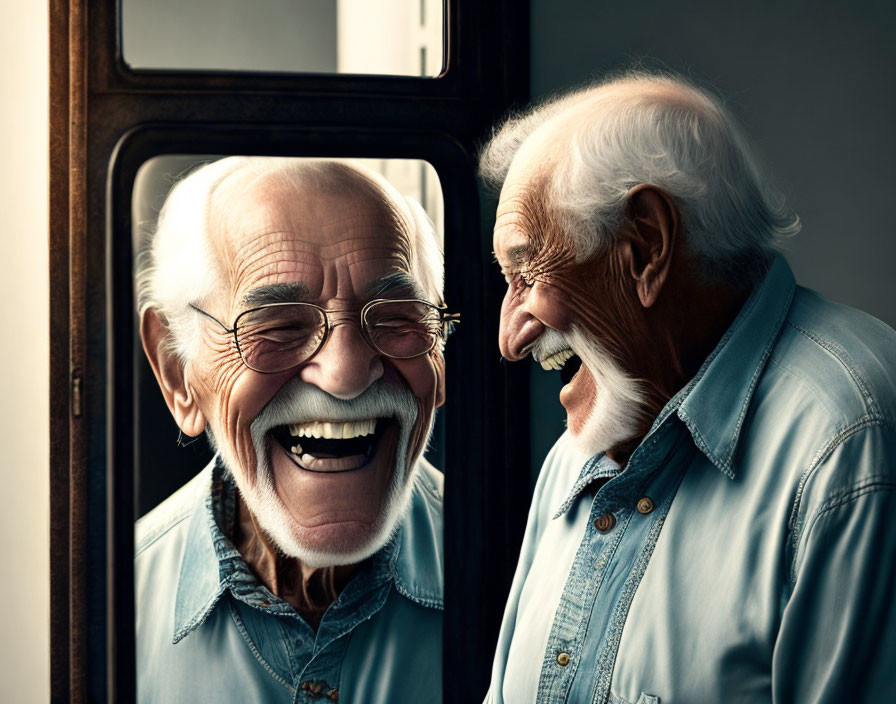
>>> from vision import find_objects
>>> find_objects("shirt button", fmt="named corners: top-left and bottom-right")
top-left (557, 652), bottom-right (571, 666)
top-left (327, 689), bottom-right (339, 701)
top-left (594, 513), bottom-right (616, 532)
top-left (636, 497), bottom-right (655, 514)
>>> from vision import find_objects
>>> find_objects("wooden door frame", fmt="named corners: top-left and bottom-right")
top-left (49, 1), bottom-right (530, 702)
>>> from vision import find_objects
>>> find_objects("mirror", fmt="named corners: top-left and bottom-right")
top-left (121, 0), bottom-right (445, 77)
top-left (131, 155), bottom-right (449, 700)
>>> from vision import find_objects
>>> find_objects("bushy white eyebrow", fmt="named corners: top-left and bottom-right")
top-left (241, 281), bottom-right (312, 307)
top-left (363, 270), bottom-right (427, 301)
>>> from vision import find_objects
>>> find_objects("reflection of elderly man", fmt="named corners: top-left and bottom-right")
top-left (135, 158), bottom-right (452, 702)
top-left (483, 72), bottom-right (896, 702)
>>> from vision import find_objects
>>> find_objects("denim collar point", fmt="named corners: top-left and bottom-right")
top-left (172, 466), bottom-right (226, 643)
top-left (389, 464), bottom-right (444, 608)
top-left (675, 256), bottom-right (795, 478)
top-left (554, 451), bottom-right (623, 518)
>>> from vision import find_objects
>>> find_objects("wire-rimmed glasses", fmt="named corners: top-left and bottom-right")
top-left (189, 299), bottom-right (460, 374)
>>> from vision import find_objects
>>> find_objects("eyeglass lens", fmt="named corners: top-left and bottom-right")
top-left (235, 300), bottom-right (442, 373)
top-left (236, 304), bottom-right (327, 373)
top-left (364, 300), bottom-right (442, 359)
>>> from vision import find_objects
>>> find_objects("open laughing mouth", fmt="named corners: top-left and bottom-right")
top-left (538, 348), bottom-right (583, 386)
top-left (271, 418), bottom-right (396, 473)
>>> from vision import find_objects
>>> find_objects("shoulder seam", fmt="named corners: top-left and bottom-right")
top-left (788, 418), bottom-right (892, 581)
top-left (785, 321), bottom-right (883, 419)
top-left (135, 509), bottom-right (193, 557)
top-left (791, 477), bottom-right (896, 585)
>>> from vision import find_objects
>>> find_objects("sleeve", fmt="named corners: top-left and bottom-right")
top-left (772, 424), bottom-right (896, 703)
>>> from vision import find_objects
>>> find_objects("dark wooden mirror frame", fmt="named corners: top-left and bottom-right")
top-left (50, 1), bottom-right (530, 701)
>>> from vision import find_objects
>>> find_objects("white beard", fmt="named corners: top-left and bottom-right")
top-left (211, 376), bottom-right (426, 568)
top-left (534, 326), bottom-right (646, 459)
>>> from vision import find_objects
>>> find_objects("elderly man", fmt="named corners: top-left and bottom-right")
top-left (482, 72), bottom-right (896, 703)
top-left (134, 158), bottom-right (451, 702)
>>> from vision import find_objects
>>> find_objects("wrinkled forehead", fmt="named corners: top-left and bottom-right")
top-left (493, 169), bottom-right (568, 267)
top-left (205, 170), bottom-right (417, 308)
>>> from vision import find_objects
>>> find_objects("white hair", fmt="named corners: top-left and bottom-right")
top-left (480, 70), bottom-right (801, 288)
top-left (135, 157), bottom-right (444, 360)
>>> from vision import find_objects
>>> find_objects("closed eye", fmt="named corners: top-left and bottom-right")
top-left (250, 326), bottom-right (315, 343)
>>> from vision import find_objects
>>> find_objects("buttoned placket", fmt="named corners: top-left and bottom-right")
top-left (210, 478), bottom-right (397, 704)
top-left (536, 420), bottom-right (695, 704)
top-left (225, 552), bottom-right (395, 704)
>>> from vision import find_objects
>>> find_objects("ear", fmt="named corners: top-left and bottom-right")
top-left (140, 308), bottom-right (207, 437)
top-left (619, 185), bottom-right (679, 308)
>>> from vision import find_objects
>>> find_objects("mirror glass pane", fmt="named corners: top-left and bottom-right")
top-left (132, 155), bottom-right (445, 517)
top-left (121, 0), bottom-right (444, 76)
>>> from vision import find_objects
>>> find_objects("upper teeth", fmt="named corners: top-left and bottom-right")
top-left (539, 349), bottom-right (574, 371)
top-left (288, 419), bottom-right (377, 439)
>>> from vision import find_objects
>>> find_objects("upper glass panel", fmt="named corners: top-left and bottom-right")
top-left (121, 0), bottom-right (444, 76)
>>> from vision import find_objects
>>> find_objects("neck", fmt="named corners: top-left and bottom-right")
top-left (235, 496), bottom-right (358, 629)
top-left (607, 264), bottom-right (749, 467)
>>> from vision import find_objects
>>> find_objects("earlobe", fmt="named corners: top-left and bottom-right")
top-left (141, 308), bottom-right (207, 437)
top-left (623, 185), bottom-right (679, 309)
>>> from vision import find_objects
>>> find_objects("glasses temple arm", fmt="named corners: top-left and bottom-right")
top-left (188, 303), bottom-right (232, 333)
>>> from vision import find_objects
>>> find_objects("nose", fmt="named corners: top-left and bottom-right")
top-left (499, 284), bottom-right (545, 361)
top-left (298, 321), bottom-right (384, 399)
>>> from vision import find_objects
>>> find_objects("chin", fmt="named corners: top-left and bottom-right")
top-left (217, 377), bottom-right (430, 569)
top-left (243, 463), bottom-right (416, 569)
top-left (562, 327), bottom-right (647, 459)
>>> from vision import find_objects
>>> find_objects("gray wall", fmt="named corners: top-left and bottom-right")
top-left (527, 0), bottom-right (896, 477)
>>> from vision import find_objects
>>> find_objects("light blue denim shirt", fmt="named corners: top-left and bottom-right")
top-left (487, 256), bottom-right (896, 704)
top-left (136, 457), bottom-right (443, 703)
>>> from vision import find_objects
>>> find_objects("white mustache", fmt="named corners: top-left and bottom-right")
top-left (531, 327), bottom-right (571, 362)
top-left (250, 376), bottom-right (419, 450)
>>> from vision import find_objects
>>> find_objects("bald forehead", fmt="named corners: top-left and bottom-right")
top-left (201, 162), bottom-right (415, 309)
top-left (207, 164), bottom-right (409, 254)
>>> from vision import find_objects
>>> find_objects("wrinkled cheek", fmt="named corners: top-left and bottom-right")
top-left (213, 398), bottom-right (263, 489)
top-left (234, 429), bottom-right (261, 487)
top-left (407, 399), bottom-right (430, 467)
top-left (406, 362), bottom-right (440, 468)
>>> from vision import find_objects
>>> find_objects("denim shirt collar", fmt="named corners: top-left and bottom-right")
top-left (674, 255), bottom-right (795, 478)
top-left (172, 458), bottom-right (443, 643)
top-left (553, 453), bottom-right (623, 518)
top-left (555, 256), bottom-right (796, 514)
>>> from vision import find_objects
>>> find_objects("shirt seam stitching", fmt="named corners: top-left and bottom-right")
top-left (789, 416), bottom-right (886, 533)
top-left (589, 463), bottom-right (688, 704)
top-left (718, 283), bottom-right (793, 471)
top-left (135, 510), bottom-right (192, 557)
top-left (227, 597), bottom-right (296, 695)
top-left (785, 320), bottom-right (883, 418)
top-left (788, 418), bottom-right (890, 582)
top-left (791, 479), bottom-right (896, 584)
top-left (766, 357), bottom-right (841, 420)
